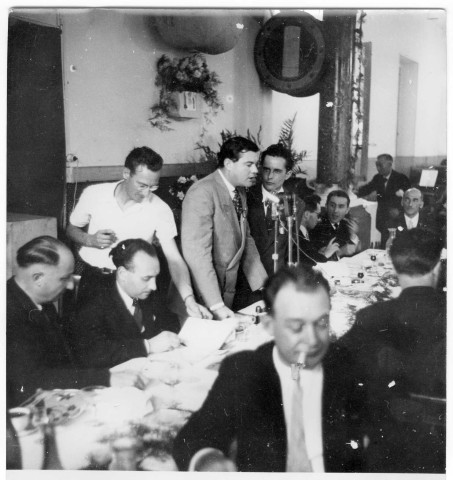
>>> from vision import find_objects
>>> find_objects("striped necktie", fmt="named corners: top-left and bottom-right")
top-left (132, 298), bottom-right (143, 331)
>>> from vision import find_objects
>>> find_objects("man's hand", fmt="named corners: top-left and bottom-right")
top-left (320, 237), bottom-right (340, 259)
top-left (146, 331), bottom-right (181, 354)
top-left (194, 450), bottom-right (237, 472)
top-left (185, 296), bottom-right (213, 319)
top-left (88, 229), bottom-right (117, 249)
top-left (212, 306), bottom-right (235, 320)
top-left (109, 370), bottom-right (147, 389)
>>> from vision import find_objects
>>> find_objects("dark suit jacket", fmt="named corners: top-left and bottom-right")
top-left (181, 170), bottom-right (267, 309)
top-left (173, 341), bottom-right (366, 472)
top-left (246, 184), bottom-right (289, 275)
top-left (297, 232), bottom-right (329, 267)
top-left (310, 214), bottom-right (355, 252)
top-left (358, 169), bottom-right (410, 232)
top-left (68, 274), bottom-right (180, 369)
top-left (6, 278), bottom-right (110, 407)
top-left (386, 210), bottom-right (440, 239)
top-left (338, 287), bottom-right (446, 473)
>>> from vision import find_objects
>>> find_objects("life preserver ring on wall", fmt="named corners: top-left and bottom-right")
top-left (254, 12), bottom-right (326, 97)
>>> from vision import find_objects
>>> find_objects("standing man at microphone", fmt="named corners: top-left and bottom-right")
top-left (247, 144), bottom-right (296, 275)
top-left (181, 137), bottom-right (268, 319)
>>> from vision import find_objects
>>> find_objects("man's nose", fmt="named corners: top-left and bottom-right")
top-left (149, 278), bottom-right (157, 291)
top-left (301, 323), bottom-right (317, 346)
top-left (251, 164), bottom-right (258, 174)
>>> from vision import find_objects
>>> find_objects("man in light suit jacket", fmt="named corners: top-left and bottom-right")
top-left (357, 153), bottom-right (410, 245)
top-left (68, 239), bottom-right (181, 369)
top-left (181, 137), bottom-right (268, 319)
top-left (173, 265), bottom-right (367, 472)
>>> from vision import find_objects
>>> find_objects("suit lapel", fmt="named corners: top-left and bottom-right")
top-left (112, 282), bottom-right (143, 335)
top-left (214, 171), bottom-right (242, 247)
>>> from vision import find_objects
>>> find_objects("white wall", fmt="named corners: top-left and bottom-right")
top-left (10, 8), bottom-right (447, 179)
top-left (363, 9), bottom-right (447, 177)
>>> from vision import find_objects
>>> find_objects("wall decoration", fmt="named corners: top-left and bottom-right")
top-left (254, 12), bottom-right (326, 97)
top-left (149, 53), bottom-right (223, 132)
top-left (154, 14), bottom-right (244, 55)
top-left (350, 11), bottom-right (366, 186)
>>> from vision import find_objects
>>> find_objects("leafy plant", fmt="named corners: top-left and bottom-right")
top-left (278, 113), bottom-right (307, 175)
top-left (149, 54), bottom-right (223, 132)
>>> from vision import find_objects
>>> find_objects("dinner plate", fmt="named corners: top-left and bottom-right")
top-left (43, 389), bottom-right (86, 425)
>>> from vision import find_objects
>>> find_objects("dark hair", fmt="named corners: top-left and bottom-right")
top-left (326, 189), bottom-right (350, 207)
top-left (377, 153), bottom-right (393, 163)
top-left (263, 265), bottom-right (330, 315)
top-left (16, 236), bottom-right (68, 268)
top-left (260, 143), bottom-right (293, 171)
top-left (109, 238), bottom-right (158, 270)
top-left (217, 136), bottom-right (259, 168)
top-left (125, 147), bottom-right (163, 174)
top-left (390, 229), bottom-right (443, 276)
top-left (303, 194), bottom-right (321, 213)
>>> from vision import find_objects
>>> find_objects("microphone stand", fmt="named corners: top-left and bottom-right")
top-left (283, 196), bottom-right (295, 267)
top-left (293, 194), bottom-right (300, 266)
top-left (272, 203), bottom-right (279, 274)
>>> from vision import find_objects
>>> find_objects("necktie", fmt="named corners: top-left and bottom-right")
top-left (333, 223), bottom-right (339, 230)
top-left (286, 380), bottom-right (312, 472)
top-left (132, 298), bottom-right (143, 332)
top-left (232, 189), bottom-right (243, 220)
top-left (264, 199), bottom-right (273, 229)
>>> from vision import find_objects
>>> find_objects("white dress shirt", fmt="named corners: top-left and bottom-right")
top-left (273, 346), bottom-right (325, 472)
top-left (404, 212), bottom-right (419, 230)
top-left (217, 168), bottom-right (236, 200)
top-left (116, 281), bottom-right (148, 351)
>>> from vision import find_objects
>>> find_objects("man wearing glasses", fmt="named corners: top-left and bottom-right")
top-left (67, 146), bottom-right (210, 319)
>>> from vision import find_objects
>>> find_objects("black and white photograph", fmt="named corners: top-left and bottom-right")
top-left (5, 1), bottom-right (449, 478)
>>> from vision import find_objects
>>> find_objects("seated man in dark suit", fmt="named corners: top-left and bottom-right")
top-left (247, 144), bottom-right (294, 275)
top-left (310, 190), bottom-right (360, 259)
top-left (387, 188), bottom-right (439, 238)
top-left (7, 236), bottom-right (144, 407)
top-left (68, 238), bottom-right (181, 369)
top-left (173, 265), bottom-right (366, 472)
top-left (297, 195), bottom-right (340, 266)
top-left (338, 229), bottom-right (446, 473)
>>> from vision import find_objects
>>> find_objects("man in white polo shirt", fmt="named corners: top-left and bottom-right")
top-left (173, 265), bottom-right (366, 472)
top-left (66, 146), bottom-right (211, 319)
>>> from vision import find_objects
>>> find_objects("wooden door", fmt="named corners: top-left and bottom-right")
top-left (7, 17), bottom-right (66, 228)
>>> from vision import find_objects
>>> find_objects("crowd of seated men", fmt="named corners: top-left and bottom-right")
top-left (6, 139), bottom-right (446, 473)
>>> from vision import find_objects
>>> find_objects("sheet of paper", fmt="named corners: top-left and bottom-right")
top-left (178, 317), bottom-right (237, 353)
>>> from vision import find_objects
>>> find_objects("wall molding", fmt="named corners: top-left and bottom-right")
top-left (66, 161), bottom-right (217, 183)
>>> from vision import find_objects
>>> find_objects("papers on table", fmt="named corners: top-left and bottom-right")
top-left (178, 316), bottom-right (237, 353)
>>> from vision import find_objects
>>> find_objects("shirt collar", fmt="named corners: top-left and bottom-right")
top-left (299, 224), bottom-right (309, 238)
top-left (217, 169), bottom-right (236, 197)
top-left (404, 212), bottom-right (419, 223)
top-left (261, 185), bottom-right (284, 203)
top-left (116, 281), bottom-right (134, 312)
top-left (272, 345), bottom-right (322, 383)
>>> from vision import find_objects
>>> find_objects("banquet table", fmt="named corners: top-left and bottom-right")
top-left (13, 248), bottom-right (402, 471)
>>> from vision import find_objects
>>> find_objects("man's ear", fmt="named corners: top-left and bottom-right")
top-left (123, 168), bottom-right (131, 180)
top-left (285, 170), bottom-right (292, 181)
top-left (224, 158), bottom-right (233, 172)
top-left (32, 271), bottom-right (44, 286)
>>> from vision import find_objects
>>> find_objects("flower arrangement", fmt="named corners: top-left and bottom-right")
top-left (169, 175), bottom-right (198, 207)
top-left (149, 54), bottom-right (222, 131)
